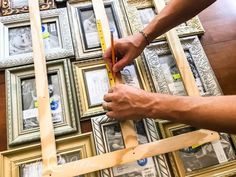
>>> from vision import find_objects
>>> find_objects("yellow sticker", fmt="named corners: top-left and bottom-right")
top-left (191, 144), bottom-right (202, 149)
top-left (34, 101), bottom-right (39, 108)
top-left (42, 32), bottom-right (50, 39)
top-left (172, 73), bottom-right (181, 80)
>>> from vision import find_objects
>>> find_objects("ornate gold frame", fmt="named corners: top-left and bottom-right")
top-left (158, 122), bottom-right (236, 177)
top-left (1, 0), bottom-right (56, 16)
top-left (0, 133), bottom-right (97, 177)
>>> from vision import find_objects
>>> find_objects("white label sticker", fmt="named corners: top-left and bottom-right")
top-left (23, 108), bottom-right (38, 120)
top-left (141, 168), bottom-right (156, 177)
top-left (50, 23), bottom-right (56, 32)
top-left (211, 140), bottom-right (228, 163)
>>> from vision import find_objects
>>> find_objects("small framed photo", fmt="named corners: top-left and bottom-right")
top-left (6, 59), bottom-right (79, 146)
top-left (67, 0), bottom-right (130, 59)
top-left (123, 0), bottom-right (204, 41)
top-left (0, 133), bottom-right (97, 177)
top-left (1, 0), bottom-right (56, 16)
top-left (158, 122), bottom-right (236, 177)
top-left (0, 8), bottom-right (74, 68)
top-left (73, 58), bottom-right (148, 119)
top-left (91, 115), bottom-right (172, 177)
top-left (143, 36), bottom-right (222, 96)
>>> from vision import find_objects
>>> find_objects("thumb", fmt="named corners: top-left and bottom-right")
top-left (103, 47), bottom-right (111, 61)
top-left (113, 55), bottom-right (131, 72)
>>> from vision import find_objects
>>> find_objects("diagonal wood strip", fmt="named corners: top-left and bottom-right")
top-left (50, 129), bottom-right (219, 177)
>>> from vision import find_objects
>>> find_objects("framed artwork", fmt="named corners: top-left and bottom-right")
top-left (1, 0), bottom-right (56, 16)
top-left (122, 0), bottom-right (204, 41)
top-left (91, 115), bottom-right (172, 177)
top-left (0, 8), bottom-right (74, 68)
top-left (5, 59), bottom-right (79, 146)
top-left (73, 57), bottom-right (149, 119)
top-left (67, 0), bottom-right (130, 59)
top-left (158, 122), bottom-right (236, 177)
top-left (143, 36), bottom-right (222, 96)
top-left (0, 133), bottom-right (97, 177)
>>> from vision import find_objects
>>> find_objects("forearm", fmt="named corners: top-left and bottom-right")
top-left (149, 94), bottom-right (236, 134)
top-left (143, 0), bottom-right (216, 41)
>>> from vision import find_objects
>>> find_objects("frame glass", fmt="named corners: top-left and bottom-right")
top-left (1, 0), bottom-right (56, 16)
top-left (143, 36), bottom-right (222, 96)
top-left (73, 58), bottom-right (148, 119)
top-left (6, 59), bottom-right (79, 146)
top-left (158, 122), bottom-right (236, 177)
top-left (0, 133), bottom-right (97, 177)
top-left (91, 115), bottom-right (172, 177)
top-left (67, 0), bottom-right (130, 59)
top-left (0, 8), bottom-right (74, 68)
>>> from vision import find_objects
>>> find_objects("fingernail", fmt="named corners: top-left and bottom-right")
top-left (113, 66), bottom-right (117, 72)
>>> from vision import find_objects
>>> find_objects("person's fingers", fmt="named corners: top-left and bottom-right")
top-left (103, 93), bottom-right (114, 102)
top-left (102, 102), bottom-right (113, 111)
top-left (113, 55), bottom-right (131, 72)
top-left (106, 111), bottom-right (117, 119)
top-left (103, 46), bottom-right (111, 60)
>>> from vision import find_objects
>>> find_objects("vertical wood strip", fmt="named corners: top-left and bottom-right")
top-left (91, 0), bottom-right (138, 147)
top-left (28, 1), bottom-right (57, 176)
top-left (153, 0), bottom-right (200, 96)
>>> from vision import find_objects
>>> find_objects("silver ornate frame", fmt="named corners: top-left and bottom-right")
top-left (91, 115), bottom-right (172, 177)
top-left (143, 36), bottom-right (222, 96)
top-left (122, 0), bottom-right (205, 41)
top-left (67, 0), bottom-right (130, 60)
top-left (6, 59), bottom-right (79, 146)
top-left (0, 8), bottom-right (74, 69)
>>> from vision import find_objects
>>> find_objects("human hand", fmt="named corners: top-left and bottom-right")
top-left (102, 84), bottom-right (154, 120)
top-left (103, 33), bottom-right (147, 73)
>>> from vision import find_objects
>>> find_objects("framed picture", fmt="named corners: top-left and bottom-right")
top-left (1, 0), bottom-right (56, 16)
top-left (158, 122), bottom-right (236, 177)
top-left (73, 57), bottom-right (149, 119)
top-left (91, 115), bottom-right (172, 177)
top-left (0, 133), bottom-right (97, 177)
top-left (67, 0), bottom-right (130, 59)
top-left (5, 59), bottom-right (79, 146)
top-left (0, 8), bottom-right (74, 68)
top-left (123, 0), bottom-right (204, 41)
top-left (143, 36), bottom-right (222, 96)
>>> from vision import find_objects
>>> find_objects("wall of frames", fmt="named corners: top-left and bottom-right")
top-left (1, 0), bottom-right (236, 177)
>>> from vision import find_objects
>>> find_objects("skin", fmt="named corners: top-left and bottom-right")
top-left (103, 0), bottom-right (236, 134)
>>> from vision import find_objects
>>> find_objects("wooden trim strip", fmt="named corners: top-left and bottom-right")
top-left (28, 0), bottom-right (57, 175)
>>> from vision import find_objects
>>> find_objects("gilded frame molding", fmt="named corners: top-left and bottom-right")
top-left (143, 36), bottom-right (222, 96)
top-left (0, 8), bottom-right (74, 69)
top-left (72, 57), bottom-right (150, 119)
top-left (67, 0), bottom-right (130, 59)
top-left (0, 133), bottom-right (97, 177)
top-left (91, 114), bottom-right (172, 177)
top-left (6, 59), bottom-right (79, 147)
top-left (157, 122), bottom-right (236, 177)
top-left (1, 0), bottom-right (56, 16)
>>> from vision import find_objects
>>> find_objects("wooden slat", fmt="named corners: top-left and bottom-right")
top-left (92, 0), bottom-right (138, 147)
top-left (28, 0), bottom-right (57, 175)
top-left (50, 129), bottom-right (219, 177)
top-left (153, 0), bottom-right (200, 96)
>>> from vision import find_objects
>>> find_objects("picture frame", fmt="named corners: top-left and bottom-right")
top-left (122, 0), bottom-right (205, 41)
top-left (1, 0), bottom-right (56, 16)
top-left (0, 8), bottom-right (74, 69)
top-left (143, 36), bottom-right (222, 96)
top-left (5, 59), bottom-right (79, 146)
top-left (91, 115), bottom-right (172, 177)
top-left (67, 0), bottom-right (130, 59)
top-left (72, 57), bottom-right (149, 119)
top-left (157, 122), bottom-right (236, 177)
top-left (0, 133), bottom-right (97, 177)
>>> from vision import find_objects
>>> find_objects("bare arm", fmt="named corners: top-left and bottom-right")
top-left (104, 0), bottom-right (217, 72)
top-left (103, 85), bottom-right (236, 134)
top-left (143, 0), bottom-right (217, 42)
